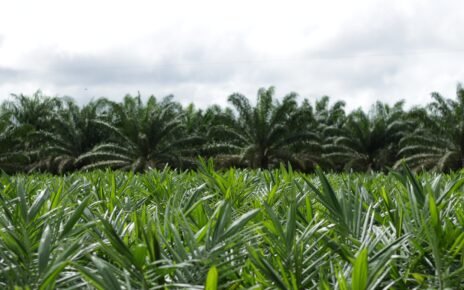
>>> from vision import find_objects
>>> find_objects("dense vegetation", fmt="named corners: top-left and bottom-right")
top-left (2, 84), bottom-right (464, 174)
top-left (0, 162), bottom-right (463, 289)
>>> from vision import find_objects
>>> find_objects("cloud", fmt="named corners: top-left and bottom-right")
top-left (0, 66), bottom-right (21, 81)
top-left (1, 1), bottom-right (464, 112)
top-left (318, 2), bottom-right (464, 57)
top-left (24, 37), bottom-right (251, 86)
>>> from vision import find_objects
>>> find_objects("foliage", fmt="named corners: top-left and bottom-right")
top-left (326, 101), bottom-right (411, 171)
top-left (1, 84), bottom-right (464, 173)
top-left (397, 85), bottom-right (464, 171)
top-left (0, 165), bottom-right (463, 288)
top-left (0, 112), bottom-right (30, 173)
top-left (209, 87), bottom-right (319, 169)
top-left (77, 94), bottom-right (203, 172)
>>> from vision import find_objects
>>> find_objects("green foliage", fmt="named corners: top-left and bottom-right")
top-left (326, 101), bottom-right (412, 171)
top-left (76, 94), bottom-right (203, 172)
top-left (205, 265), bottom-right (218, 290)
top-left (397, 85), bottom-right (464, 171)
top-left (208, 87), bottom-right (320, 170)
top-left (0, 166), bottom-right (462, 288)
top-left (2, 84), bottom-right (464, 173)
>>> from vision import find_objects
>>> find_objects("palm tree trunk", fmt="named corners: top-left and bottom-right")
top-left (261, 155), bottom-right (269, 169)
top-left (461, 142), bottom-right (464, 168)
top-left (460, 137), bottom-right (464, 168)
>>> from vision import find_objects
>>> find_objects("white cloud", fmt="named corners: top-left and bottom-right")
top-left (1, 0), bottom-right (464, 111)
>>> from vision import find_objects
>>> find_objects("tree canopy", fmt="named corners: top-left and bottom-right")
top-left (1, 85), bottom-right (464, 173)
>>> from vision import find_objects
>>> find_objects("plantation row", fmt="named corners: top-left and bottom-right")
top-left (0, 163), bottom-right (463, 289)
top-left (1, 84), bottom-right (464, 174)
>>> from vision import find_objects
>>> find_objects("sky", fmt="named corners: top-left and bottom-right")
top-left (1, 0), bottom-right (463, 111)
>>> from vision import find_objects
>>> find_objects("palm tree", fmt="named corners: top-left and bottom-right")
top-left (311, 96), bottom-right (348, 170)
top-left (0, 112), bottom-right (31, 173)
top-left (77, 94), bottom-right (203, 172)
top-left (1, 91), bottom-right (63, 172)
top-left (397, 85), bottom-right (464, 171)
top-left (210, 87), bottom-right (319, 169)
top-left (31, 98), bottom-right (112, 173)
top-left (2, 91), bottom-right (62, 131)
top-left (325, 101), bottom-right (410, 171)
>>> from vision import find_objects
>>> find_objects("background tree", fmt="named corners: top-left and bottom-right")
top-left (1, 91), bottom-right (62, 171)
top-left (211, 87), bottom-right (319, 169)
top-left (31, 98), bottom-right (111, 173)
top-left (397, 85), bottom-right (464, 171)
top-left (312, 96), bottom-right (348, 170)
top-left (1, 91), bottom-right (62, 131)
top-left (0, 111), bottom-right (31, 173)
top-left (282, 97), bottom-right (323, 171)
top-left (325, 101), bottom-right (410, 171)
top-left (78, 94), bottom-right (203, 172)
top-left (1, 84), bottom-right (464, 173)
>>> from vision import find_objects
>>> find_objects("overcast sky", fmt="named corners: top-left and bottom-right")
top-left (1, 0), bottom-right (463, 111)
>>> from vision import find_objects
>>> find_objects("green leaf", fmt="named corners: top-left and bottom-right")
top-left (285, 201), bottom-right (297, 249)
top-left (222, 208), bottom-right (259, 240)
top-left (428, 194), bottom-right (440, 232)
top-left (403, 164), bottom-right (425, 206)
top-left (28, 189), bottom-right (50, 221)
top-left (92, 256), bottom-right (122, 290)
top-left (205, 265), bottom-right (218, 290)
top-left (38, 262), bottom-right (67, 290)
top-left (38, 225), bottom-right (52, 275)
top-left (352, 248), bottom-right (368, 290)
top-left (60, 195), bottom-right (91, 238)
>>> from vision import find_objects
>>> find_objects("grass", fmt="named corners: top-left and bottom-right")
top-left (0, 161), bottom-right (463, 289)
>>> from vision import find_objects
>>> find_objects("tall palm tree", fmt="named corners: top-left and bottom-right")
top-left (210, 87), bottom-right (319, 169)
top-left (397, 85), bottom-right (464, 171)
top-left (77, 94), bottom-right (203, 172)
top-left (1, 91), bottom-right (63, 171)
top-left (2, 91), bottom-right (62, 131)
top-left (325, 101), bottom-right (410, 171)
top-left (0, 112), bottom-right (31, 173)
top-left (311, 96), bottom-right (348, 170)
top-left (31, 98), bottom-right (112, 173)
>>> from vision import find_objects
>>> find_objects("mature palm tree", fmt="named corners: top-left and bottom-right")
top-left (314, 96), bottom-right (347, 127)
top-left (311, 96), bottom-right (348, 170)
top-left (2, 91), bottom-right (62, 131)
top-left (397, 85), bottom-right (464, 171)
top-left (325, 101), bottom-right (410, 171)
top-left (78, 94), bottom-right (203, 172)
top-left (210, 87), bottom-right (319, 169)
top-left (184, 105), bottom-right (237, 168)
top-left (1, 91), bottom-right (63, 171)
top-left (31, 98), bottom-right (112, 173)
top-left (0, 112), bottom-right (31, 173)
top-left (281, 97), bottom-right (325, 171)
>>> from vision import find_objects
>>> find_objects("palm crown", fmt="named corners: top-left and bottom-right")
top-left (325, 101), bottom-right (410, 171)
top-left (211, 87), bottom-right (319, 169)
top-left (78, 94), bottom-right (203, 172)
top-left (398, 85), bottom-right (464, 170)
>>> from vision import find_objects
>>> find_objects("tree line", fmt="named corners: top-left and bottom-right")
top-left (1, 85), bottom-right (463, 174)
